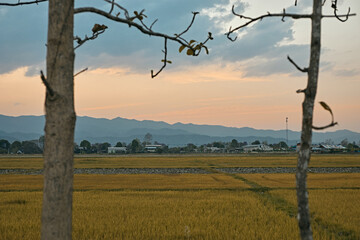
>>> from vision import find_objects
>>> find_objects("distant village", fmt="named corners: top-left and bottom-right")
top-left (1, 133), bottom-right (359, 154)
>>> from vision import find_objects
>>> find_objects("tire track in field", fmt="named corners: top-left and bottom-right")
top-left (198, 159), bottom-right (357, 239)
top-left (216, 170), bottom-right (357, 239)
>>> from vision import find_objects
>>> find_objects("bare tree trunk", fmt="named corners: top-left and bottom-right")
top-left (41, 0), bottom-right (75, 239)
top-left (296, 1), bottom-right (322, 239)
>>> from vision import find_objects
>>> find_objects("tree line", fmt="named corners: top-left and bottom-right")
top-left (2, 135), bottom-right (359, 155)
top-left (0, 138), bottom-right (43, 154)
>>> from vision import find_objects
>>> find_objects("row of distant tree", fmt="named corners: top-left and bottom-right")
top-left (0, 138), bottom-right (43, 154)
top-left (76, 138), bottom-right (157, 154)
top-left (1, 134), bottom-right (359, 154)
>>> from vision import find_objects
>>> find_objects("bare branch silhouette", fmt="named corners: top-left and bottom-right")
top-left (0, 0), bottom-right (47, 6)
top-left (313, 101), bottom-right (338, 129)
top-left (331, 0), bottom-right (351, 22)
top-left (287, 56), bottom-right (308, 73)
top-left (74, 24), bottom-right (108, 50)
top-left (74, 7), bottom-right (212, 76)
top-left (151, 38), bottom-right (169, 78)
top-left (226, 4), bottom-right (356, 41)
top-left (74, 68), bottom-right (88, 77)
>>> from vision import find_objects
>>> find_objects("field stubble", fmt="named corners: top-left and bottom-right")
top-left (0, 154), bottom-right (359, 239)
top-left (0, 154), bottom-right (359, 169)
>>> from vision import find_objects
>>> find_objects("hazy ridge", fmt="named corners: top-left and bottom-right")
top-left (0, 114), bottom-right (359, 147)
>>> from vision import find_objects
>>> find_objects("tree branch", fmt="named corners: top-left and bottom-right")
top-left (74, 68), bottom-right (88, 77)
top-left (103, 0), bottom-right (129, 19)
top-left (74, 7), bottom-right (212, 77)
top-left (312, 101), bottom-right (338, 130)
top-left (331, 0), bottom-right (351, 22)
top-left (287, 55), bottom-right (308, 73)
top-left (40, 70), bottom-right (55, 97)
top-left (176, 11), bottom-right (199, 38)
top-left (151, 38), bottom-right (169, 78)
top-left (312, 122), bottom-right (338, 130)
top-left (296, 89), bottom-right (306, 94)
top-left (75, 7), bottom-right (194, 46)
top-left (74, 24), bottom-right (108, 50)
top-left (0, 0), bottom-right (47, 6)
top-left (226, 5), bottom-right (356, 41)
top-left (108, 0), bottom-right (115, 15)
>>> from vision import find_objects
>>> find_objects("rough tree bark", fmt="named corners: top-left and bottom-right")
top-left (41, 0), bottom-right (75, 239)
top-left (296, 1), bottom-right (321, 239)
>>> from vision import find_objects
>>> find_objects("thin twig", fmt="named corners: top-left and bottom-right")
top-left (151, 38), bottom-right (168, 78)
top-left (176, 12), bottom-right (199, 38)
top-left (74, 68), bottom-right (88, 77)
top-left (313, 101), bottom-right (338, 130)
top-left (74, 25), bottom-right (107, 50)
top-left (149, 19), bottom-right (158, 30)
top-left (332, 0), bottom-right (351, 22)
top-left (108, 0), bottom-right (114, 14)
top-left (296, 89), bottom-right (306, 94)
top-left (103, 0), bottom-right (129, 19)
top-left (287, 56), bottom-right (308, 73)
top-left (226, 5), bottom-right (356, 41)
top-left (312, 122), bottom-right (338, 130)
top-left (0, 0), bottom-right (47, 6)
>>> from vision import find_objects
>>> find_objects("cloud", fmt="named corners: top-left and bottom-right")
top-left (0, 8), bottom-right (8, 17)
top-left (1, 0), bottom-right (355, 79)
top-left (0, 0), bottom-right (308, 77)
top-left (201, 0), bottom-right (249, 34)
top-left (0, 3), bottom-right (47, 74)
top-left (334, 69), bottom-right (360, 77)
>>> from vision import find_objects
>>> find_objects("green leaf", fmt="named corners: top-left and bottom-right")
top-left (179, 45), bottom-right (186, 53)
top-left (186, 49), bottom-right (194, 56)
top-left (167, 60), bottom-right (172, 64)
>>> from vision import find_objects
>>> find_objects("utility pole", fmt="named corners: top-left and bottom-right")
top-left (286, 117), bottom-right (289, 146)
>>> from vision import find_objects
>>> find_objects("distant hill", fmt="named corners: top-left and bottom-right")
top-left (0, 114), bottom-right (359, 147)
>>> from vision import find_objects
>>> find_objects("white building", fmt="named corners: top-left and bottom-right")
top-left (108, 147), bottom-right (127, 153)
top-left (242, 144), bottom-right (273, 152)
top-left (144, 145), bottom-right (163, 153)
top-left (204, 147), bottom-right (224, 153)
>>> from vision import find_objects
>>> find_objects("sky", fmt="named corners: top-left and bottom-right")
top-left (0, 0), bottom-right (359, 132)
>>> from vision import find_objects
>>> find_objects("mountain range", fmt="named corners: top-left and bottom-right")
top-left (0, 114), bottom-right (359, 147)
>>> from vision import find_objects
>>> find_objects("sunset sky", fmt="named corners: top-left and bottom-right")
top-left (0, 0), bottom-right (359, 132)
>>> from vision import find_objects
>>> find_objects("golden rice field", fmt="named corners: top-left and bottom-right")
top-left (242, 173), bottom-right (360, 189)
top-left (0, 153), bottom-right (359, 169)
top-left (0, 154), bottom-right (359, 239)
top-left (2, 190), bottom-right (343, 240)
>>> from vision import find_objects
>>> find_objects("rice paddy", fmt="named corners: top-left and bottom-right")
top-left (1, 153), bottom-right (359, 169)
top-left (0, 154), bottom-right (359, 239)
